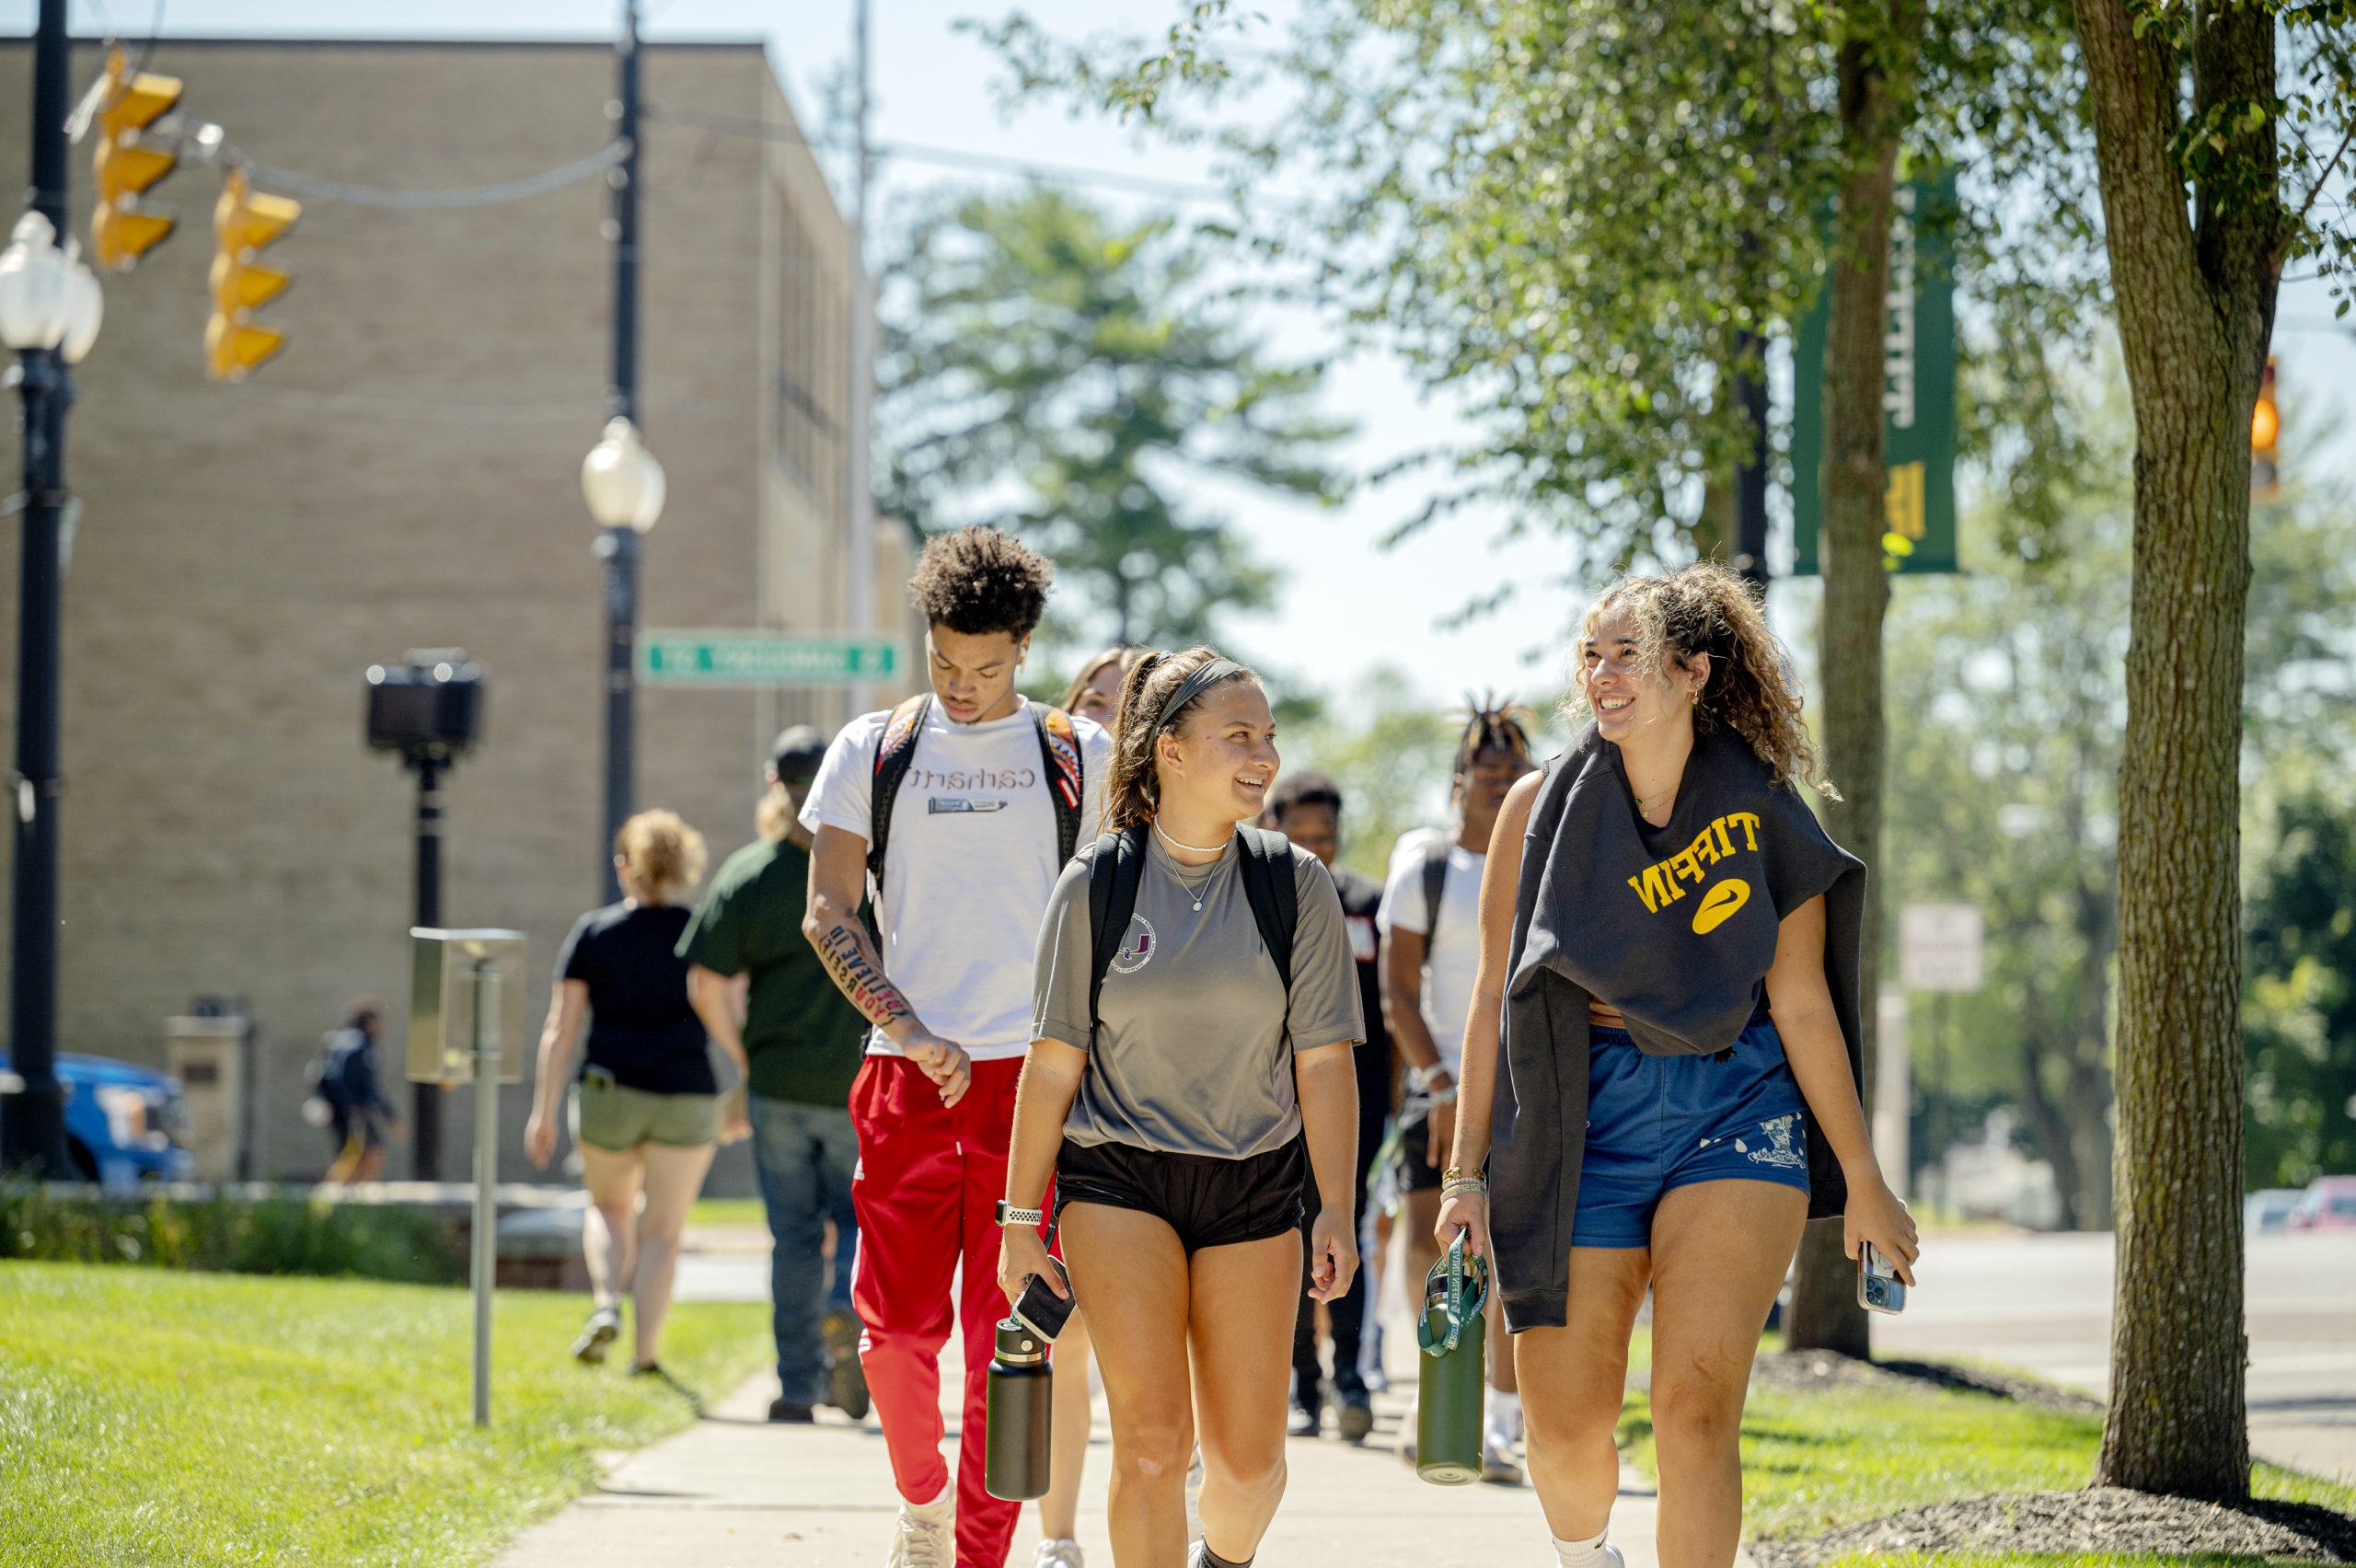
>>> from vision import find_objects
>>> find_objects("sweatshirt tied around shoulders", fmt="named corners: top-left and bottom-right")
top-left (1488, 722), bottom-right (1867, 1332)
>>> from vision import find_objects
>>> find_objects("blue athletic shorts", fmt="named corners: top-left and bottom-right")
top-left (1572, 1014), bottom-right (1811, 1250)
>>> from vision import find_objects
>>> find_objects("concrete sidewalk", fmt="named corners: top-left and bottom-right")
top-left (494, 1355), bottom-right (1662, 1568)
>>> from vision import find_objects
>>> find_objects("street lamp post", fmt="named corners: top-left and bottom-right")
top-left (1, 0), bottom-right (105, 1180)
top-left (584, 0), bottom-right (663, 905)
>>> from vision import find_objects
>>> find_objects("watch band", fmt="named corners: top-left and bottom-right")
top-left (995, 1200), bottom-right (1046, 1228)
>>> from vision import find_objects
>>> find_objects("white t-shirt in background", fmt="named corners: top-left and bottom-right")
top-left (1376, 835), bottom-right (1485, 1077)
top-left (802, 698), bottom-right (1111, 1061)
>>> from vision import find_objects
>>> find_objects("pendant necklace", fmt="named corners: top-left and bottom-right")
top-left (1152, 820), bottom-right (1226, 911)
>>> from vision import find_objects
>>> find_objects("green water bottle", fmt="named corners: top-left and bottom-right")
top-left (1415, 1232), bottom-right (1488, 1486)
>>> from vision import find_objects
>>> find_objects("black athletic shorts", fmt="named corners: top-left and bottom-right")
top-left (1391, 1096), bottom-right (1446, 1193)
top-left (1054, 1136), bottom-right (1306, 1257)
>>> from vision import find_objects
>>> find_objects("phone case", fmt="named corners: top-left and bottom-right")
top-left (1014, 1271), bottom-right (1075, 1341)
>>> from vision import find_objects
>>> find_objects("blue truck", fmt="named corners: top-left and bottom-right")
top-left (0, 1052), bottom-right (194, 1187)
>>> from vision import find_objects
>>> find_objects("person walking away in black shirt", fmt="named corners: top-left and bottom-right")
top-left (1261, 771), bottom-right (1390, 1443)
top-left (526, 810), bottom-right (743, 1375)
top-left (681, 727), bottom-right (873, 1424)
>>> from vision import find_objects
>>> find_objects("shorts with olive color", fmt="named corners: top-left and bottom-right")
top-left (571, 1074), bottom-right (721, 1151)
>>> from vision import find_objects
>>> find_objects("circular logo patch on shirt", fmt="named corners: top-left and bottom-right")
top-left (1111, 915), bottom-right (1157, 974)
top-left (1692, 877), bottom-right (1751, 935)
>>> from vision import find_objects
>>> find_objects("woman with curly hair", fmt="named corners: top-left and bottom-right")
top-left (1438, 562), bottom-right (1918, 1568)
top-left (526, 809), bottom-right (734, 1378)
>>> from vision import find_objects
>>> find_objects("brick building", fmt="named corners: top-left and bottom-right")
top-left (0, 37), bottom-right (918, 1184)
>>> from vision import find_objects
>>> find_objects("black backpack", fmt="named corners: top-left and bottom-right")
top-left (1084, 824), bottom-right (1298, 1044)
top-left (866, 694), bottom-right (1087, 903)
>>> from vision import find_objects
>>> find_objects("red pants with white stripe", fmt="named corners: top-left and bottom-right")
top-left (850, 1053), bottom-right (1024, 1568)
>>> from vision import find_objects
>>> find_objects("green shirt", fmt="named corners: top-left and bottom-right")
top-left (677, 836), bottom-right (868, 1107)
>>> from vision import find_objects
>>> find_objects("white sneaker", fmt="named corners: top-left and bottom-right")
top-left (1034, 1539), bottom-right (1085, 1568)
top-left (1553, 1541), bottom-right (1626, 1568)
top-left (886, 1489), bottom-right (953, 1568)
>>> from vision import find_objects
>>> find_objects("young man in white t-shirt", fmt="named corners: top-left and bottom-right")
top-left (1377, 705), bottom-right (1535, 1482)
top-left (802, 528), bottom-right (1112, 1568)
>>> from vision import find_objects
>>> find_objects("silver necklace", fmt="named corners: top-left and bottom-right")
top-left (1152, 821), bottom-right (1227, 911)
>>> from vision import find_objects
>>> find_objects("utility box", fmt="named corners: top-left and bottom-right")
top-left (407, 929), bottom-right (526, 1086)
top-left (166, 1012), bottom-right (251, 1183)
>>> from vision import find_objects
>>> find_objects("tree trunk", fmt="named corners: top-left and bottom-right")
top-left (1786, 0), bottom-right (1920, 1359)
top-left (2073, 0), bottom-right (2276, 1502)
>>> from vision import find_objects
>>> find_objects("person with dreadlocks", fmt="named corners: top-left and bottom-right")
top-left (1379, 698), bottom-right (1537, 1482)
top-left (1438, 563), bottom-right (1915, 1568)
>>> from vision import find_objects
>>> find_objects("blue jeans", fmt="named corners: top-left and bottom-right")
top-left (749, 1092), bottom-right (860, 1403)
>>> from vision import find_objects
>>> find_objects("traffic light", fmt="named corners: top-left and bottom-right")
top-left (206, 169), bottom-right (300, 382)
top-left (90, 48), bottom-right (185, 271)
top-left (2251, 357), bottom-right (2281, 501)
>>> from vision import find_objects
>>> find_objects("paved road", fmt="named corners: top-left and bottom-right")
top-left (1870, 1229), bottom-right (2356, 1482)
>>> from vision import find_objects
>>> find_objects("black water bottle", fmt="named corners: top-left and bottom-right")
top-left (984, 1316), bottom-right (1053, 1500)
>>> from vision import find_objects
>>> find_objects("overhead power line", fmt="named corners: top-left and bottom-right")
top-left (231, 138), bottom-right (629, 210)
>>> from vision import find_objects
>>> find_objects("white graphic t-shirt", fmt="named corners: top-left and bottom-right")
top-left (1375, 835), bottom-right (1486, 1077)
top-left (803, 698), bottom-right (1111, 1061)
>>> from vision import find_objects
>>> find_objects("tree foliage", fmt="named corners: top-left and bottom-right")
top-left (874, 187), bottom-right (1350, 652)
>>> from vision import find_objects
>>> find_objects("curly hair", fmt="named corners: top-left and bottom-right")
top-left (1568, 561), bottom-right (1838, 800)
top-left (616, 809), bottom-right (709, 905)
top-left (908, 526), bottom-right (1053, 638)
top-left (1103, 646), bottom-right (1264, 833)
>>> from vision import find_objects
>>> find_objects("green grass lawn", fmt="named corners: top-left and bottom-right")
top-left (0, 1262), bottom-right (768, 1568)
top-left (685, 1197), bottom-right (767, 1228)
top-left (1610, 1333), bottom-right (2356, 1566)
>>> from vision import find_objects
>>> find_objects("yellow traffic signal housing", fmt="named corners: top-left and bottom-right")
top-left (206, 169), bottom-right (301, 381)
top-left (90, 48), bottom-right (184, 270)
top-left (2251, 357), bottom-right (2280, 500)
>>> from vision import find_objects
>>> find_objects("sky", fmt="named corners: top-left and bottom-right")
top-left (12, 0), bottom-right (2355, 713)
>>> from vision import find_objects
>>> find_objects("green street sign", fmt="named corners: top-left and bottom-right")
top-left (1791, 172), bottom-right (1959, 576)
top-left (638, 631), bottom-right (902, 687)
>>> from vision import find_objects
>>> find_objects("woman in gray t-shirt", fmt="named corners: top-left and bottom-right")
top-left (997, 647), bottom-right (1365, 1568)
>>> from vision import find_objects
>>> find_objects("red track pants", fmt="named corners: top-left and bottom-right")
top-left (849, 1053), bottom-right (1024, 1568)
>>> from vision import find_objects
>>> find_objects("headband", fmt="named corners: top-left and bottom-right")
top-left (1153, 658), bottom-right (1245, 732)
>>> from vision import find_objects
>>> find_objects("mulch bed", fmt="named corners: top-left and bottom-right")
top-left (1743, 1349), bottom-right (2106, 1412)
top-left (1751, 1488), bottom-right (2356, 1566)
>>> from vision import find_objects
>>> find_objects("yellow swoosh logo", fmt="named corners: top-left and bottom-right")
top-left (1692, 878), bottom-right (1750, 935)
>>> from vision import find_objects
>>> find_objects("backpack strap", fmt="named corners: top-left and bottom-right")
top-left (1420, 837), bottom-right (1451, 955)
top-left (1034, 704), bottom-right (1086, 870)
top-left (866, 694), bottom-right (931, 894)
top-left (1236, 825), bottom-right (1299, 995)
top-left (1086, 826), bottom-right (1149, 1047)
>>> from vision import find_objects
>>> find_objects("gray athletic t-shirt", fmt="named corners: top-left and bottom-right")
top-left (1032, 833), bottom-right (1365, 1159)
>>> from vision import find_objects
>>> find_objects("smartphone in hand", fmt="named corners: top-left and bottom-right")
top-left (1013, 1263), bottom-right (1076, 1341)
top-left (1858, 1241), bottom-right (1908, 1314)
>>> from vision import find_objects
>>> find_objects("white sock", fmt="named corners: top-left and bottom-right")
top-left (1552, 1527), bottom-right (1610, 1568)
top-left (1485, 1387), bottom-right (1523, 1445)
top-left (907, 1481), bottom-right (952, 1516)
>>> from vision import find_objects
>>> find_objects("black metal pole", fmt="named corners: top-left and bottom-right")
top-left (4, 0), bottom-right (77, 1181)
top-left (1733, 327), bottom-right (1772, 595)
top-left (599, 0), bottom-right (641, 906)
top-left (411, 755), bottom-right (444, 1178)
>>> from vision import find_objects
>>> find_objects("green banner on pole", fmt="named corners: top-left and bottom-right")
top-left (639, 631), bottom-right (902, 686)
top-left (1790, 173), bottom-right (1959, 576)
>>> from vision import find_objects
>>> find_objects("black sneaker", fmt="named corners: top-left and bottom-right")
top-left (822, 1307), bottom-right (871, 1421)
top-left (767, 1397), bottom-right (816, 1424)
top-left (1287, 1402), bottom-right (1321, 1438)
top-left (1336, 1398), bottom-right (1375, 1443)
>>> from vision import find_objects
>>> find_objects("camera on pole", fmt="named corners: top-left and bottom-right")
top-left (365, 651), bottom-right (485, 1180)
